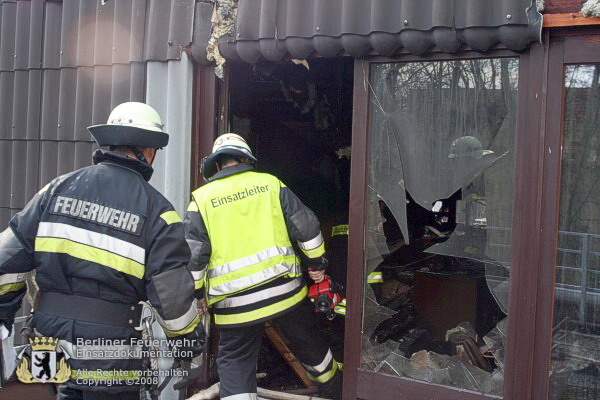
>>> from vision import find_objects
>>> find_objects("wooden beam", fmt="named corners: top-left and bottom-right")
top-left (264, 322), bottom-right (316, 389)
top-left (543, 13), bottom-right (600, 28)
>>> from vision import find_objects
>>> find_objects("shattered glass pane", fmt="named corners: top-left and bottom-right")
top-left (361, 59), bottom-right (518, 396)
top-left (550, 64), bottom-right (600, 400)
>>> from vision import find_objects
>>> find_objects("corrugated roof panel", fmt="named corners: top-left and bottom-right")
top-left (43, 1), bottom-right (62, 69)
top-left (40, 68), bottom-right (60, 140)
top-left (212, 0), bottom-right (542, 62)
top-left (191, 1), bottom-right (212, 65)
top-left (0, 71), bottom-right (14, 139)
top-left (112, 0), bottom-right (133, 65)
top-left (285, 0), bottom-right (314, 38)
top-left (129, 0), bottom-right (147, 62)
top-left (238, 0), bottom-right (262, 39)
top-left (39, 141), bottom-right (58, 187)
top-left (110, 64), bottom-right (132, 109)
top-left (371, 0), bottom-right (404, 33)
top-left (0, 208), bottom-right (10, 230)
top-left (74, 141), bottom-right (93, 170)
top-left (93, 0), bottom-right (114, 66)
top-left (24, 141), bottom-right (39, 200)
top-left (145, 0), bottom-right (172, 61)
top-left (395, 1), bottom-right (437, 32)
top-left (26, 69), bottom-right (41, 140)
top-left (91, 65), bottom-right (113, 125)
top-left (111, 64), bottom-right (139, 109)
top-left (60, 0), bottom-right (80, 69)
top-left (12, 70), bottom-right (28, 139)
top-left (456, 0), bottom-right (529, 28)
top-left (341, 0), bottom-right (371, 36)
top-left (58, 67), bottom-right (78, 141)
top-left (146, 0), bottom-right (195, 61)
top-left (28, 0), bottom-right (43, 69)
top-left (76, 0), bottom-right (97, 67)
top-left (57, 141), bottom-right (75, 176)
top-left (10, 140), bottom-right (26, 209)
top-left (312, 0), bottom-right (342, 36)
top-left (129, 61), bottom-right (145, 101)
top-left (0, 141), bottom-right (12, 207)
top-left (73, 66), bottom-right (94, 141)
top-left (0, 2), bottom-right (16, 71)
top-left (167, 0), bottom-right (195, 59)
top-left (146, 61), bottom-right (168, 193)
top-left (147, 54), bottom-right (192, 216)
top-left (14, 1), bottom-right (31, 71)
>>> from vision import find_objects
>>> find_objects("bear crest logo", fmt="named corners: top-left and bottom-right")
top-left (16, 336), bottom-right (71, 384)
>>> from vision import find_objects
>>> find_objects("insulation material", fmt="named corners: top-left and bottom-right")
top-left (537, 0), bottom-right (545, 12)
top-left (207, 0), bottom-right (238, 79)
top-left (581, 0), bottom-right (600, 17)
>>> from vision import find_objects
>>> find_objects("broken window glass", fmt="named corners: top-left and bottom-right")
top-left (550, 64), bottom-right (600, 400)
top-left (361, 58), bottom-right (518, 397)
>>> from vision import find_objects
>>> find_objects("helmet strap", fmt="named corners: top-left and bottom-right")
top-left (128, 146), bottom-right (148, 164)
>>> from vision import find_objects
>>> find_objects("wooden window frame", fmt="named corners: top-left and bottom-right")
top-left (191, 31), bottom-right (600, 399)
top-left (530, 30), bottom-right (600, 400)
top-left (343, 49), bottom-right (548, 400)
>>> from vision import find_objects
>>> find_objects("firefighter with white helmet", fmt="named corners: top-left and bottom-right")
top-left (185, 133), bottom-right (343, 399)
top-left (0, 102), bottom-right (205, 399)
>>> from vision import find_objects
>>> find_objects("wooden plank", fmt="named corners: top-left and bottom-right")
top-left (264, 321), bottom-right (316, 389)
top-left (543, 13), bottom-right (600, 28)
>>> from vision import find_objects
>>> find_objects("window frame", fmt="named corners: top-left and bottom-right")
top-left (533, 31), bottom-right (600, 400)
top-left (343, 49), bottom-right (544, 400)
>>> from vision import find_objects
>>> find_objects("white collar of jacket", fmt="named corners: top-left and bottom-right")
top-left (209, 163), bottom-right (253, 182)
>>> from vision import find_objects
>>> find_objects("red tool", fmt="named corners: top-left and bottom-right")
top-left (308, 276), bottom-right (343, 320)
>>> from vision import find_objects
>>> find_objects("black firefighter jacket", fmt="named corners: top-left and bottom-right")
top-left (0, 150), bottom-right (199, 391)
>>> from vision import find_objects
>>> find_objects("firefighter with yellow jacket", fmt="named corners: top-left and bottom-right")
top-left (185, 134), bottom-right (343, 400)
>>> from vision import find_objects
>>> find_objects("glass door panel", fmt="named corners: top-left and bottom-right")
top-left (361, 58), bottom-right (519, 396)
top-left (550, 64), bottom-right (600, 400)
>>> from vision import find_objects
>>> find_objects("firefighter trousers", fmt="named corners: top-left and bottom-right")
top-left (217, 300), bottom-right (343, 400)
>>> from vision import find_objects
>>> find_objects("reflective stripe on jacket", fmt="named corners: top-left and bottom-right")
top-left (0, 150), bottom-right (199, 390)
top-left (185, 163), bottom-right (325, 327)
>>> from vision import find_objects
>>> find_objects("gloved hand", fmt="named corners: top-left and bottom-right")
top-left (307, 256), bottom-right (328, 283)
top-left (170, 322), bottom-right (206, 360)
top-left (309, 270), bottom-right (326, 283)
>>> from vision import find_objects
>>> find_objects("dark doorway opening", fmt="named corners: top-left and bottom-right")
top-left (227, 57), bottom-right (354, 392)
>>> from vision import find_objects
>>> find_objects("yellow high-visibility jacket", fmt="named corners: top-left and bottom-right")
top-left (185, 163), bottom-right (326, 327)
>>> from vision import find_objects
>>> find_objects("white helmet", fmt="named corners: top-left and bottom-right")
top-left (88, 102), bottom-right (169, 149)
top-left (202, 133), bottom-right (257, 179)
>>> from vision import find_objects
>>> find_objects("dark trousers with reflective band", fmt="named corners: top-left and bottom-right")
top-left (217, 301), bottom-right (343, 400)
top-left (57, 385), bottom-right (138, 400)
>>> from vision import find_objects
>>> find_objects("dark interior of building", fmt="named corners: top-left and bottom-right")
top-left (226, 57), bottom-right (507, 393)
